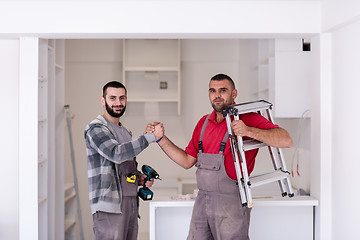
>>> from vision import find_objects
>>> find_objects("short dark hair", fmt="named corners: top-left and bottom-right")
top-left (210, 74), bottom-right (235, 90)
top-left (102, 81), bottom-right (127, 98)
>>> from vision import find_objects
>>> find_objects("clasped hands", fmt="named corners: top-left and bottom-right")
top-left (144, 122), bottom-right (164, 142)
top-left (139, 122), bottom-right (164, 188)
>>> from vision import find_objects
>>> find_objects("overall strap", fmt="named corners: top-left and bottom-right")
top-left (219, 131), bottom-right (229, 154)
top-left (198, 114), bottom-right (210, 153)
top-left (198, 114), bottom-right (229, 154)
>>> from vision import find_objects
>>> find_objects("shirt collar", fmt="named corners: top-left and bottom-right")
top-left (208, 110), bottom-right (225, 124)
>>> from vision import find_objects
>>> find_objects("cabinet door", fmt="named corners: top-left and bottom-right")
top-left (250, 206), bottom-right (313, 240)
top-left (271, 51), bottom-right (311, 118)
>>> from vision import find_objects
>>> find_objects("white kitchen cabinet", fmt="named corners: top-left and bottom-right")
top-left (122, 39), bottom-right (181, 115)
top-left (271, 51), bottom-right (311, 118)
top-left (252, 39), bottom-right (311, 118)
top-left (150, 196), bottom-right (318, 240)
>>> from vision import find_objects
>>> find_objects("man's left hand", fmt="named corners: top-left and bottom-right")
top-left (231, 120), bottom-right (249, 137)
top-left (140, 174), bottom-right (155, 187)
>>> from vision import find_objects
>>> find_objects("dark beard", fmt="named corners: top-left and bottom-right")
top-left (105, 100), bottom-right (126, 118)
top-left (211, 102), bottom-right (227, 113)
top-left (211, 99), bottom-right (231, 113)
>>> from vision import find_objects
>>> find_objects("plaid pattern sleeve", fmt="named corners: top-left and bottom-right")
top-left (86, 124), bottom-right (150, 164)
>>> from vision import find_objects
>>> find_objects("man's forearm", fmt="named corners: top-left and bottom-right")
top-left (247, 127), bottom-right (293, 148)
top-left (157, 136), bottom-right (196, 169)
top-left (87, 127), bottom-right (155, 164)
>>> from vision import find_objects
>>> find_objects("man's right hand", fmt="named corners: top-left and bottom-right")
top-left (145, 122), bottom-right (164, 141)
top-left (153, 122), bottom-right (164, 141)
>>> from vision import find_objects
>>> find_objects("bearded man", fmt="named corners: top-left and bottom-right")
top-left (154, 74), bottom-right (293, 240)
top-left (84, 81), bottom-right (163, 240)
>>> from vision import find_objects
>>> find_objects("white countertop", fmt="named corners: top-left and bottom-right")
top-left (150, 195), bottom-right (318, 208)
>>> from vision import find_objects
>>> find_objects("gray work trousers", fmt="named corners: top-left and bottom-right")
top-left (187, 190), bottom-right (251, 240)
top-left (187, 151), bottom-right (252, 240)
top-left (93, 196), bottom-right (138, 240)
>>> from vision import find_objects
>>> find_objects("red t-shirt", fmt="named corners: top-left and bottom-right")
top-left (185, 110), bottom-right (279, 180)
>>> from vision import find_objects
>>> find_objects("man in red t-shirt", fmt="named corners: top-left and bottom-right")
top-left (153, 74), bottom-right (293, 240)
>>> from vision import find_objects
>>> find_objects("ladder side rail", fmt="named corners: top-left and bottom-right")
top-left (234, 115), bottom-right (253, 208)
top-left (266, 109), bottom-right (294, 197)
top-left (237, 137), bottom-right (253, 208)
top-left (65, 105), bottom-right (85, 240)
top-left (268, 146), bottom-right (288, 196)
top-left (229, 137), bottom-right (248, 206)
top-left (275, 147), bottom-right (295, 197)
top-left (225, 114), bottom-right (247, 206)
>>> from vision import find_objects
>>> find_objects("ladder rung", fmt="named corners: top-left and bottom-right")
top-left (230, 100), bottom-right (272, 115)
top-left (243, 139), bottom-right (267, 151)
top-left (250, 170), bottom-right (289, 188)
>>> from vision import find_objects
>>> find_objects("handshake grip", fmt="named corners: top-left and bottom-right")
top-left (138, 165), bottom-right (161, 201)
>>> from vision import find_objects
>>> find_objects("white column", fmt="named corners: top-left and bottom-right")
top-left (0, 39), bottom-right (20, 240)
top-left (311, 33), bottom-right (333, 240)
top-left (19, 37), bottom-right (39, 240)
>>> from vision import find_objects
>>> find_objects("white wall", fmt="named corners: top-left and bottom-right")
top-left (309, 22), bottom-right (360, 240)
top-left (330, 20), bottom-right (360, 240)
top-left (0, 39), bottom-right (19, 240)
top-left (0, 1), bottom-right (321, 37)
top-left (181, 39), bottom-right (242, 135)
top-left (322, 0), bottom-right (360, 31)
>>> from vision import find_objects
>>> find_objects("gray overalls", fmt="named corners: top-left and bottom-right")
top-left (187, 115), bottom-right (251, 240)
top-left (93, 120), bottom-right (140, 240)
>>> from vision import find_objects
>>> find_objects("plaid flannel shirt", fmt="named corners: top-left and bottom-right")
top-left (84, 115), bottom-right (155, 214)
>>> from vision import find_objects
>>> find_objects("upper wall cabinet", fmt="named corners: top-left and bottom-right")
top-left (252, 39), bottom-right (311, 118)
top-left (122, 39), bottom-right (181, 115)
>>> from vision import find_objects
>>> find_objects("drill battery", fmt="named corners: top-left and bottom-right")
top-left (138, 188), bottom-right (153, 200)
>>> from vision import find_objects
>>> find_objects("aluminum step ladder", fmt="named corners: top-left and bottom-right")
top-left (222, 100), bottom-right (294, 208)
top-left (64, 105), bottom-right (85, 240)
